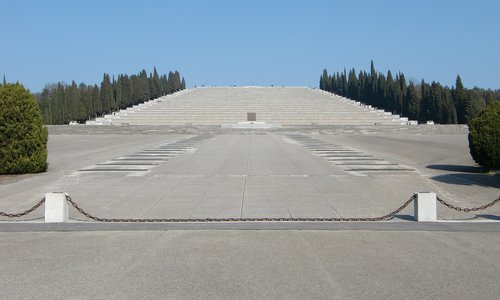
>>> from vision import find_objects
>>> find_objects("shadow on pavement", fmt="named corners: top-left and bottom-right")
top-left (394, 214), bottom-right (415, 221)
top-left (473, 214), bottom-right (500, 221)
top-left (426, 164), bottom-right (486, 173)
top-left (430, 173), bottom-right (500, 188)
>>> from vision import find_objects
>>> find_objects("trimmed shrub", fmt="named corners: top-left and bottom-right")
top-left (0, 83), bottom-right (48, 174)
top-left (468, 102), bottom-right (500, 170)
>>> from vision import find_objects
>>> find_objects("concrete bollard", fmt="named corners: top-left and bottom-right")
top-left (414, 192), bottom-right (437, 222)
top-left (45, 193), bottom-right (69, 223)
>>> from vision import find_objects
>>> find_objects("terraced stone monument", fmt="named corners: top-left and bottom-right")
top-left (89, 87), bottom-right (409, 126)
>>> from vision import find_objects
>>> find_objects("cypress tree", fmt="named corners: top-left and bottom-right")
top-left (160, 75), bottom-right (167, 95)
top-left (115, 75), bottom-right (123, 108)
top-left (56, 83), bottom-right (70, 124)
top-left (100, 73), bottom-right (113, 113)
top-left (111, 75), bottom-right (118, 110)
top-left (443, 87), bottom-right (457, 124)
top-left (430, 82), bottom-right (444, 123)
top-left (152, 67), bottom-right (161, 98)
top-left (464, 92), bottom-right (474, 123)
top-left (167, 72), bottom-right (175, 93)
top-left (399, 73), bottom-right (407, 115)
top-left (79, 83), bottom-right (91, 120)
top-left (320, 69), bottom-right (328, 91)
top-left (370, 61), bottom-right (377, 104)
top-left (377, 73), bottom-right (387, 109)
top-left (139, 70), bottom-right (150, 101)
top-left (68, 81), bottom-right (79, 121)
top-left (452, 75), bottom-right (472, 124)
top-left (358, 71), bottom-right (366, 101)
top-left (92, 84), bottom-right (101, 116)
top-left (174, 71), bottom-right (182, 91)
top-left (386, 71), bottom-right (395, 111)
top-left (121, 75), bottom-right (132, 107)
top-left (407, 82), bottom-right (420, 120)
top-left (347, 68), bottom-right (358, 99)
top-left (420, 80), bottom-right (432, 122)
top-left (394, 81), bottom-right (403, 115)
top-left (131, 75), bottom-right (141, 102)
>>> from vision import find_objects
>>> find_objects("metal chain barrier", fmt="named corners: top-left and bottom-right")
top-left (65, 194), bottom-right (417, 222)
top-left (0, 198), bottom-right (46, 218)
top-left (2, 194), bottom-right (499, 222)
top-left (437, 195), bottom-right (500, 212)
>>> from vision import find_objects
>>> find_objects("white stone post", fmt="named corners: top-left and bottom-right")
top-left (414, 192), bottom-right (437, 222)
top-left (45, 193), bottom-right (69, 223)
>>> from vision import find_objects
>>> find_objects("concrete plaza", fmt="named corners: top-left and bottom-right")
top-left (1, 126), bottom-right (499, 299)
top-left (1, 125), bottom-right (498, 222)
top-left (1, 86), bottom-right (499, 299)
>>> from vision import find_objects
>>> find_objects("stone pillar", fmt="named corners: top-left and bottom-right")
top-left (414, 192), bottom-right (437, 222)
top-left (45, 193), bottom-right (69, 223)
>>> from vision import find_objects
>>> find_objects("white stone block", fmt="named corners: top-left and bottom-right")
top-left (414, 192), bottom-right (437, 222)
top-left (45, 193), bottom-right (69, 223)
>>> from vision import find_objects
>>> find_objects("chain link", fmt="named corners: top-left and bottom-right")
top-left (0, 198), bottom-right (46, 218)
top-left (437, 195), bottom-right (500, 212)
top-left (65, 194), bottom-right (417, 222)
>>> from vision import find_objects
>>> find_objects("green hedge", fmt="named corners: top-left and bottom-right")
top-left (468, 102), bottom-right (500, 170)
top-left (0, 84), bottom-right (48, 174)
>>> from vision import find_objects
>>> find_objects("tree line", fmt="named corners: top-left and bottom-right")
top-left (320, 61), bottom-right (499, 124)
top-left (35, 68), bottom-right (186, 124)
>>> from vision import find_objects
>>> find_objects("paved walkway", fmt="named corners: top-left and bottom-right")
top-left (1, 130), bottom-right (498, 222)
top-left (1, 127), bottom-right (499, 299)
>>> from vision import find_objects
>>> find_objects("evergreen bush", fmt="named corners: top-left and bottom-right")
top-left (0, 83), bottom-right (48, 174)
top-left (468, 102), bottom-right (500, 170)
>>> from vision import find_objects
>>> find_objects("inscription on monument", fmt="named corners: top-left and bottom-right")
top-left (247, 112), bottom-right (256, 121)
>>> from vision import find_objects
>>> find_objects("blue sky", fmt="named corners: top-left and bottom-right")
top-left (1, 0), bottom-right (499, 92)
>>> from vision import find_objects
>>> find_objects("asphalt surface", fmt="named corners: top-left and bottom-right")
top-left (1, 230), bottom-right (499, 299)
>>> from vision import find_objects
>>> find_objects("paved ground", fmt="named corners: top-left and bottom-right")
top-left (0, 126), bottom-right (498, 222)
top-left (1, 230), bottom-right (500, 299)
top-left (1, 125), bottom-right (499, 299)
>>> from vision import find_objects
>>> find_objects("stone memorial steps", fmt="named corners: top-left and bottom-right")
top-left (89, 87), bottom-right (411, 126)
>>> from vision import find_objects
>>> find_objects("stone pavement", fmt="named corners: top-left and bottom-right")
top-left (1, 126), bottom-right (499, 299)
top-left (0, 127), bottom-right (498, 222)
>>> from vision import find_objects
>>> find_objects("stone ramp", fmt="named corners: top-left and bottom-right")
top-left (90, 86), bottom-right (409, 126)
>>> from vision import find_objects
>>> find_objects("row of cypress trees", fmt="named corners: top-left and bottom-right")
top-left (36, 68), bottom-right (186, 124)
top-left (320, 61), bottom-right (499, 124)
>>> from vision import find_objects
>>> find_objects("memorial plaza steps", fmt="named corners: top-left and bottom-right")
top-left (87, 86), bottom-right (412, 126)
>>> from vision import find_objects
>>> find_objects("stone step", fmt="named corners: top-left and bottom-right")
top-left (88, 87), bottom-right (413, 126)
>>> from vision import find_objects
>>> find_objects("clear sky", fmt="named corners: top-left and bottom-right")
top-left (1, 0), bottom-right (499, 92)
